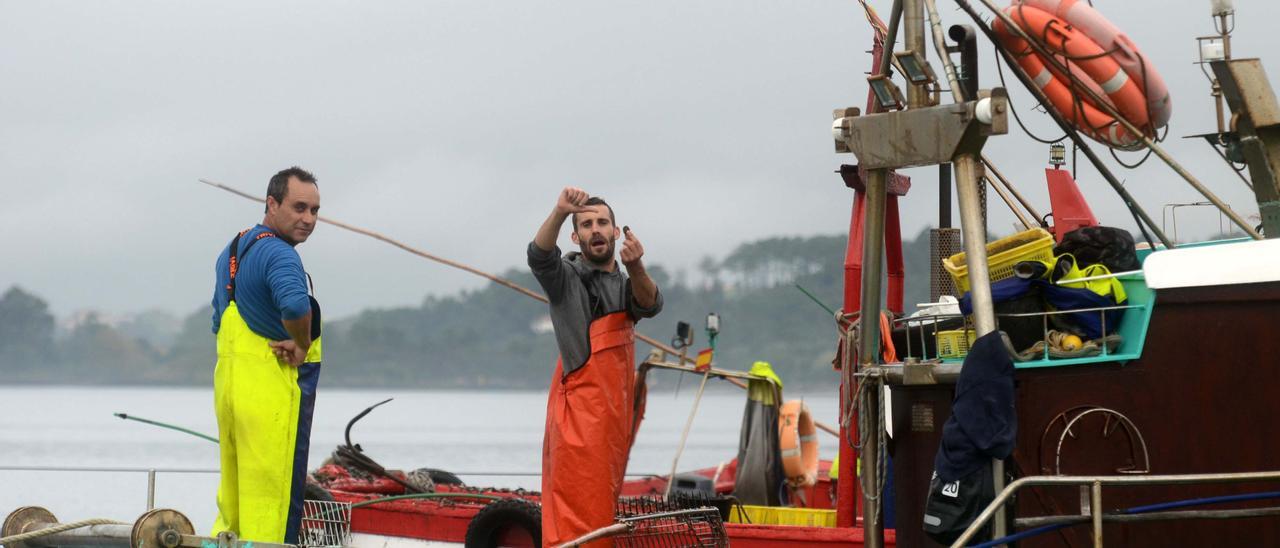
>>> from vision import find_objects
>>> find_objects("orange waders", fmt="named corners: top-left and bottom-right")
top-left (541, 311), bottom-right (638, 548)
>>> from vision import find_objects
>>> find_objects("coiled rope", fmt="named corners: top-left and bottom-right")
top-left (0, 519), bottom-right (127, 545)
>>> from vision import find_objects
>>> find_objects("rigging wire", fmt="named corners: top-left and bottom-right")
top-left (958, 0), bottom-right (1162, 249)
top-left (1108, 124), bottom-right (1165, 170)
top-left (1002, 1), bottom-right (1166, 160)
top-left (994, 43), bottom-right (1069, 144)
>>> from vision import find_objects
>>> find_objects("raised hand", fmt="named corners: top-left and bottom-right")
top-left (269, 339), bottom-right (307, 367)
top-left (620, 226), bottom-right (644, 266)
top-left (555, 186), bottom-right (591, 216)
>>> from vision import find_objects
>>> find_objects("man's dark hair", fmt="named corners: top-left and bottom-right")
top-left (265, 166), bottom-right (318, 213)
top-left (571, 196), bottom-right (616, 228)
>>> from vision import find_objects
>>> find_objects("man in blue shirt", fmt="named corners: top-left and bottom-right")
top-left (209, 166), bottom-right (323, 544)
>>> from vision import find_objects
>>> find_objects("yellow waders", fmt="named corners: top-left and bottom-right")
top-left (211, 231), bottom-right (322, 544)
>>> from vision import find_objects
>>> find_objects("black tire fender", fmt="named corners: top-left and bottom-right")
top-left (304, 481), bottom-right (334, 502)
top-left (464, 498), bottom-right (541, 548)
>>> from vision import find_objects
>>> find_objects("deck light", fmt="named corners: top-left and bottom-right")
top-left (1198, 36), bottom-right (1226, 62)
top-left (705, 313), bottom-right (720, 337)
top-left (1049, 143), bottom-right (1067, 168)
top-left (868, 75), bottom-right (905, 111)
top-left (894, 50), bottom-right (937, 86)
top-left (672, 321), bottom-right (693, 350)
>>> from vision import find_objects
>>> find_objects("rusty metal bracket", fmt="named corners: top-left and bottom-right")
top-left (832, 89), bottom-right (1008, 169)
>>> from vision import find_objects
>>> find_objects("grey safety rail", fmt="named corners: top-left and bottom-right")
top-left (0, 465), bottom-right (668, 512)
top-left (950, 470), bottom-right (1280, 547)
top-left (0, 465), bottom-right (219, 512)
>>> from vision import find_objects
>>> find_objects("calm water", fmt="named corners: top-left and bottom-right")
top-left (0, 385), bottom-right (838, 533)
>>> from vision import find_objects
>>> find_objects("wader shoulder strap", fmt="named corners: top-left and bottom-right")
top-left (225, 229), bottom-right (277, 302)
top-left (572, 265), bottom-right (630, 320)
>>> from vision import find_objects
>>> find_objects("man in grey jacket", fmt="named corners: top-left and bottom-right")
top-left (528, 186), bottom-right (662, 546)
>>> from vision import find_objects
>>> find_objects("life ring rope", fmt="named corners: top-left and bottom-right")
top-left (993, 0), bottom-right (1171, 151)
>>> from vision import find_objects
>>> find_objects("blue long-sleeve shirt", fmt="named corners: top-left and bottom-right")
top-left (211, 224), bottom-right (312, 341)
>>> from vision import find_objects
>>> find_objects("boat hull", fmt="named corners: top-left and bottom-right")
top-left (331, 458), bottom-right (894, 546)
top-left (890, 281), bottom-right (1280, 546)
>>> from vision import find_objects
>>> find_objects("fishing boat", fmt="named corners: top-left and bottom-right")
top-left (6, 0), bottom-right (1280, 547)
top-left (827, 0), bottom-right (1280, 546)
top-left (299, 0), bottom-right (1280, 545)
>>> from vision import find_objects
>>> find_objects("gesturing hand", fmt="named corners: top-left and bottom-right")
top-left (270, 340), bottom-right (307, 367)
top-left (620, 226), bottom-right (644, 266)
top-left (556, 187), bottom-right (591, 216)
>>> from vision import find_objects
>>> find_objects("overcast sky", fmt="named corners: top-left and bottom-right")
top-left (2, 0), bottom-right (1278, 320)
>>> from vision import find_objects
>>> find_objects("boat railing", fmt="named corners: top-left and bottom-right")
top-left (892, 301), bottom-right (1146, 364)
top-left (0, 464), bottom-right (667, 512)
top-left (950, 470), bottom-right (1280, 547)
top-left (0, 464), bottom-right (217, 512)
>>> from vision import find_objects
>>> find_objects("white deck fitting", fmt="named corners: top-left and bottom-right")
top-left (1144, 238), bottom-right (1280, 289)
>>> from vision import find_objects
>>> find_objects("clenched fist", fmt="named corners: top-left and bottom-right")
top-left (556, 187), bottom-right (591, 216)
top-left (620, 226), bottom-right (644, 266)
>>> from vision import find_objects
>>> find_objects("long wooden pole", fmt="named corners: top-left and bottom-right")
top-left (199, 178), bottom-right (546, 302)
top-left (664, 369), bottom-right (712, 499)
top-left (200, 178), bottom-right (695, 350)
top-left (199, 179), bottom-right (842, 437)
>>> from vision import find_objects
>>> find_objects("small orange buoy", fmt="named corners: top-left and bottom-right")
top-left (778, 400), bottom-right (820, 488)
top-left (1062, 334), bottom-right (1084, 351)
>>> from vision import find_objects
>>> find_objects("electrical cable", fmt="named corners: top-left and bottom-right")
top-left (993, 43), bottom-right (1068, 144)
top-left (960, 0), bottom-right (1164, 249)
top-left (1005, 1), bottom-right (1165, 158)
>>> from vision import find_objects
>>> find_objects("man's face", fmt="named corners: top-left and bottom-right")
top-left (266, 178), bottom-right (320, 245)
top-left (570, 205), bottom-right (620, 266)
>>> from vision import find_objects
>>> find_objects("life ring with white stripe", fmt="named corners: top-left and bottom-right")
top-left (778, 400), bottom-right (820, 488)
top-left (993, 0), bottom-right (1171, 150)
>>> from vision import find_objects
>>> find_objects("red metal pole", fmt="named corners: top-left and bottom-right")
top-left (838, 192), bottom-right (866, 528)
top-left (885, 196), bottom-right (905, 314)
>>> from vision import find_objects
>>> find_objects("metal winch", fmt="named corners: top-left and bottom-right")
top-left (2, 505), bottom-right (349, 548)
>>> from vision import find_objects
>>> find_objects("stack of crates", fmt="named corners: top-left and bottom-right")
top-left (937, 228), bottom-right (1055, 358)
top-left (942, 228), bottom-right (1055, 293)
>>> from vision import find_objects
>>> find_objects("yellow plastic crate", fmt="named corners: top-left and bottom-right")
top-left (942, 228), bottom-right (1055, 293)
top-left (728, 505), bottom-right (836, 527)
top-left (936, 329), bottom-right (977, 359)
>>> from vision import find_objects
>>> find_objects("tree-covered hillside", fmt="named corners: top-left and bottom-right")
top-left (0, 230), bottom-right (934, 388)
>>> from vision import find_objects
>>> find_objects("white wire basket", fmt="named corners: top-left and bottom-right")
top-left (300, 500), bottom-right (352, 548)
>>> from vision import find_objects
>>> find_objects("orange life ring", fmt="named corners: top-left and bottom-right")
top-left (993, 1), bottom-right (1170, 150)
top-left (1023, 0), bottom-right (1171, 127)
top-left (778, 400), bottom-right (820, 488)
